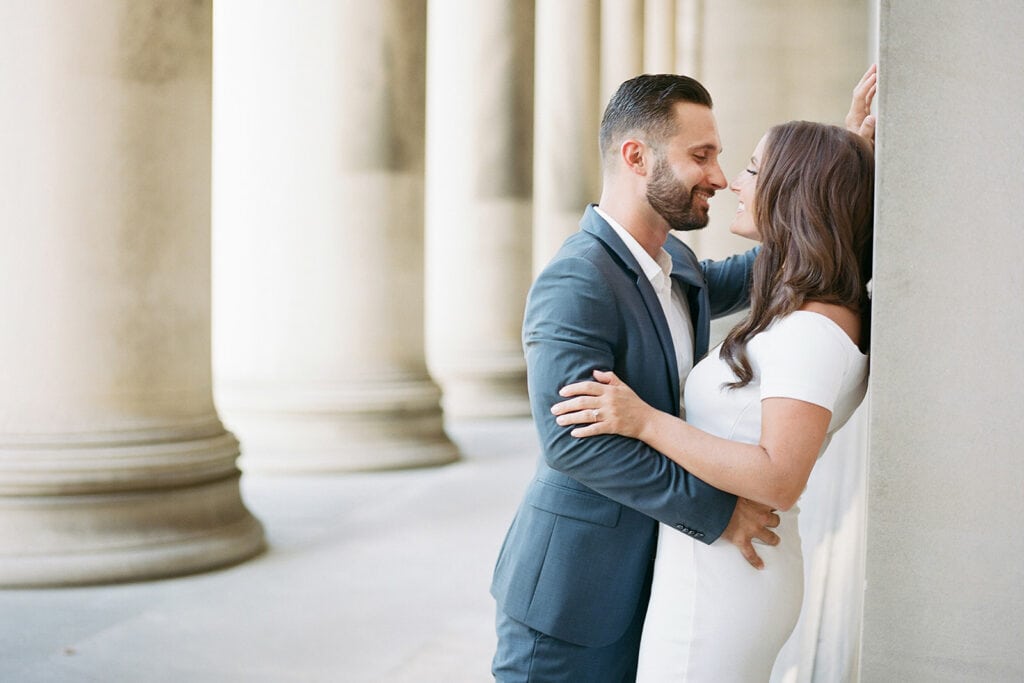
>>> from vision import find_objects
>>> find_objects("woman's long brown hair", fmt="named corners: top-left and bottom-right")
top-left (719, 121), bottom-right (875, 388)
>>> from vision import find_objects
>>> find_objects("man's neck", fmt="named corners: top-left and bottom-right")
top-left (595, 200), bottom-right (668, 261)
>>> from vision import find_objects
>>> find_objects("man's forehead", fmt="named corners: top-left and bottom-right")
top-left (671, 101), bottom-right (721, 150)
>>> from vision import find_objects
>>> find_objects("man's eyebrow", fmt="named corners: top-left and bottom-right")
top-left (688, 143), bottom-right (721, 153)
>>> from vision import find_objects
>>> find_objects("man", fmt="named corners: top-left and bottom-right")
top-left (490, 74), bottom-right (779, 681)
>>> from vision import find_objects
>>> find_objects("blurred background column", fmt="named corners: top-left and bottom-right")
top-left (600, 0), bottom-right (643, 104)
top-left (213, 1), bottom-right (458, 471)
top-left (424, 0), bottom-right (535, 419)
top-left (532, 0), bottom-right (602, 269)
top-left (0, 0), bottom-right (264, 586)
top-left (643, 0), bottom-right (676, 72)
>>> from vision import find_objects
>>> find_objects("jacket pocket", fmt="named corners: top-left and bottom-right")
top-left (527, 479), bottom-right (621, 527)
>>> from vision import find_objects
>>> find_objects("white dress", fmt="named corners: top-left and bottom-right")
top-left (636, 311), bottom-right (869, 682)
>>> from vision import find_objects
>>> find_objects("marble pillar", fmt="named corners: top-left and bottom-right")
top-left (600, 0), bottom-right (644, 104)
top-left (675, 0), bottom-right (705, 77)
top-left (862, 2), bottom-right (1024, 680)
top-left (0, 1), bottom-right (264, 586)
top-left (424, 0), bottom-right (534, 419)
top-left (644, 0), bottom-right (676, 72)
top-left (212, 1), bottom-right (458, 471)
top-left (532, 0), bottom-right (602, 270)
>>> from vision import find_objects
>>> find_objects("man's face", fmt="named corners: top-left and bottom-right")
top-left (645, 102), bottom-right (727, 231)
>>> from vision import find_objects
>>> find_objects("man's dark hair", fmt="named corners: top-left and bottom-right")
top-left (599, 74), bottom-right (713, 162)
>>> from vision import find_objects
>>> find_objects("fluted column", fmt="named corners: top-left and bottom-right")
top-left (532, 0), bottom-right (601, 270)
top-left (601, 0), bottom-right (644, 104)
top-left (0, 1), bottom-right (264, 586)
top-left (644, 0), bottom-right (676, 72)
top-left (424, 0), bottom-right (534, 418)
top-left (213, 1), bottom-right (458, 471)
top-left (675, 0), bottom-right (705, 76)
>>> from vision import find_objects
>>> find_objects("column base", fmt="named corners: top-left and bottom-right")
top-left (218, 375), bottom-right (461, 473)
top-left (0, 473), bottom-right (265, 587)
top-left (440, 374), bottom-right (531, 419)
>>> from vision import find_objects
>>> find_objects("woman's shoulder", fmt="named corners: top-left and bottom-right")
top-left (760, 308), bottom-right (866, 361)
top-left (794, 302), bottom-right (861, 347)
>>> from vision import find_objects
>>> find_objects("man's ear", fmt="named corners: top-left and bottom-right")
top-left (620, 139), bottom-right (648, 176)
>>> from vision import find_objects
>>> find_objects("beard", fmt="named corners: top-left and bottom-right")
top-left (646, 155), bottom-right (711, 231)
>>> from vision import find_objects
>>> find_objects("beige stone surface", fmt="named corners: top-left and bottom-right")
top-left (0, 0), bottom-right (263, 585)
top-left (212, 1), bottom-right (458, 471)
top-left (424, 0), bottom-right (534, 419)
top-left (532, 0), bottom-right (602, 270)
top-left (863, 2), bottom-right (1024, 680)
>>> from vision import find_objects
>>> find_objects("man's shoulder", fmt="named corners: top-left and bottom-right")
top-left (540, 230), bottom-right (621, 276)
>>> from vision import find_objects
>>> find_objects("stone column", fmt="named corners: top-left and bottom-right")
top-left (600, 0), bottom-right (644, 104)
top-left (212, 1), bottom-right (458, 471)
top-left (675, 0), bottom-right (705, 76)
top-left (644, 0), bottom-right (676, 72)
top-left (862, 2), bottom-right (1024, 680)
top-left (0, 1), bottom-right (264, 586)
top-left (424, 0), bottom-right (534, 419)
top-left (532, 0), bottom-right (602, 270)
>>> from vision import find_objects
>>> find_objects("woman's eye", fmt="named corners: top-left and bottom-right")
top-left (745, 168), bottom-right (758, 176)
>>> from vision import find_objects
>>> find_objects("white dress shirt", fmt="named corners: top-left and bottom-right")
top-left (595, 207), bottom-right (695, 414)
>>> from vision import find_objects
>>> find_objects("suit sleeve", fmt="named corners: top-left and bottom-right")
top-left (524, 255), bottom-right (737, 542)
top-left (701, 247), bottom-right (758, 318)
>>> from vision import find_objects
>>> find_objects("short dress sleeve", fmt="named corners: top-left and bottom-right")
top-left (757, 313), bottom-right (851, 412)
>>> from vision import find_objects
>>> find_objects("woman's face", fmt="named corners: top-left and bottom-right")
top-left (729, 134), bottom-right (768, 241)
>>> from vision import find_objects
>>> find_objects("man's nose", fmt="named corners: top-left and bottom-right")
top-left (707, 160), bottom-right (727, 190)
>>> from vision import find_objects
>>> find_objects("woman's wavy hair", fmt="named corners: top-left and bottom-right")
top-left (719, 121), bottom-right (875, 388)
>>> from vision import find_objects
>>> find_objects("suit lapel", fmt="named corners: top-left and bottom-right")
top-left (665, 235), bottom-right (710, 360)
top-left (580, 207), bottom-right (681, 415)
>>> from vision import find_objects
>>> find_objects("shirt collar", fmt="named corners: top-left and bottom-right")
top-left (594, 206), bottom-right (673, 286)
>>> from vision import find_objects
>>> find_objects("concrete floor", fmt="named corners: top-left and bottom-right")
top-left (0, 419), bottom-right (539, 682)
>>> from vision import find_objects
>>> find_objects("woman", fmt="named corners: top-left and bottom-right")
top-left (551, 119), bottom-right (875, 680)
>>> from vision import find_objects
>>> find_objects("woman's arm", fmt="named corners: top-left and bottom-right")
top-left (552, 370), bottom-right (831, 511)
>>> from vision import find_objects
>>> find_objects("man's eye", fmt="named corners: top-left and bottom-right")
top-left (694, 155), bottom-right (708, 162)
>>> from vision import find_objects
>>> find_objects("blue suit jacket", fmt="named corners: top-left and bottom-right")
top-left (491, 205), bottom-right (757, 648)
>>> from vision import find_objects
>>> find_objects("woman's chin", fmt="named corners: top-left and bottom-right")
top-left (729, 224), bottom-right (761, 242)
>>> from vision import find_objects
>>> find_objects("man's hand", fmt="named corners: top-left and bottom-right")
top-left (845, 63), bottom-right (877, 146)
top-left (720, 498), bottom-right (781, 570)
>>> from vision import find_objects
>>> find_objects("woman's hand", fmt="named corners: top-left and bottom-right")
top-left (845, 63), bottom-right (877, 146)
top-left (551, 370), bottom-right (655, 440)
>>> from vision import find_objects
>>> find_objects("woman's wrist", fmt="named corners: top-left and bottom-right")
top-left (634, 406), bottom-right (658, 445)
